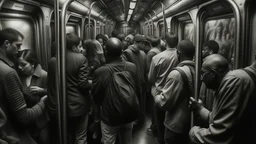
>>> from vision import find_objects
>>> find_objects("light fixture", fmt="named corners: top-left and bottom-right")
top-left (128, 9), bottom-right (133, 15)
top-left (127, 15), bottom-right (131, 22)
top-left (129, 2), bottom-right (136, 9)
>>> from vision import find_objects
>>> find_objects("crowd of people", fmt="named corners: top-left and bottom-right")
top-left (0, 28), bottom-right (255, 144)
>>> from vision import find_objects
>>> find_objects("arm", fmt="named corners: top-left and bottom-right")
top-left (4, 71), bottom-right (45, 125)
top-left (154, 70), bottom-right (182, 111)
top-left (78, 57), bottom-right (92, 90)
top-left (148, 58), bottom-right (156, 85)
top-left (189, 76), bottom-right (245, 144)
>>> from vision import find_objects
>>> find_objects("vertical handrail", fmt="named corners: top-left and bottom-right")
top-left (160, 2), bottom-right (167, 38)
top-left (0, 0), bottom-right (5, 11)
top-left (145, 17), bottom-right (149, 36)
top-left (148, 13), bottom-right (153, 36)
top-left (60, 0), bottom-right (74, 144)
top-left (54, 0), bottom-right (62, 143)
top-left (88, 1), bottom-right (97, 39)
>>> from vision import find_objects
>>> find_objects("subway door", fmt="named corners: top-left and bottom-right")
top-left (0, 0), bottom-right (48, 69)
top-left (198, 1), bottom-right (238, 69)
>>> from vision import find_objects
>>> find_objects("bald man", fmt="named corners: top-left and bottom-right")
top-left (154, 40), bottom-right (195, 144)
top-left (189, 54), bottom-right (256, 144)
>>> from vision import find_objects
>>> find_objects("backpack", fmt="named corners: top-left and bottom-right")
top-left (105, 62), bottom-right (140, 124)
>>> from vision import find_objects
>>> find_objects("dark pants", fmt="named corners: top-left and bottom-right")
top-left (164, 128), bottom-right (189, 144)
top-left (154, 104), bottom-right (165, 143)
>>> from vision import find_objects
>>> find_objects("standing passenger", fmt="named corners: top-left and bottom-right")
top-left (155, 40), bottom-right (195, 144)
top-left (92, 38), bottom-right (139, 144)
top-left (0, 28), bottom-right (47, 144)
top-left (189, 54), bottom-right (256, 144)
top-left (48, 33), bottom-right (91, 144)
top-left (16, 49), bottom-right (49, 144)
top-left (148, 33), bottom-right (179, 144)
top-left (122, 34), bottom-right (147, 125)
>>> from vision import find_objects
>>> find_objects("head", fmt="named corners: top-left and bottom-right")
top-left (0, 28), bottom-right (24, 61)
top-left (134, 34), bottom-right (146, 50)
top-left (202, 40), bottom-right (219, 59)
top-left (66, 33), bottom-right (82, 53)
top-left (105, 38), bottom-right (123, 60)
top-left (177, 40), bottom-right (195, 61)
top-left (165, 32), bottom-right (178, 48)
top-left (116, 33), bottom-right (125, 42)
top-left (83, 39), bottom-right (97, 59)
top-left (111, 30), bottom-right (119, 38)
top-left (17, 49), bottom-right (39, 76)
top-left (123, 34), bottom-right (134, 50)
top-left (93, 40), bottom-right (106, 64)
top-left (201, 54), bottom-right (229, 90)
top-left (96, 34), bottom-right (104, 47)
top-left (151, 36), bottom-right (161, 48)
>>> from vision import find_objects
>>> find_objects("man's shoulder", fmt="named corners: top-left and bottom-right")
top-left (0, 60), bottom-right (16, 76)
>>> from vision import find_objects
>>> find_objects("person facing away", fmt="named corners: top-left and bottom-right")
top-left (92, 38), bottom-right (139, 144)
top-left (122, 34), bottom-right (147, 124)
top-left (16, 49), bottom-right (49, 144)
top-left (47, 32), bottom-right (91, 144)
top-left (189, 54), bottom-right (256, 144)
top-left (148, 33), bottom-right (179, 144)
top-left (0, 28), bottom-right (46, 144)
top-left (199, 40), bottom-right (220, 111)
top-left (154, 39), bottom-right (196, 144)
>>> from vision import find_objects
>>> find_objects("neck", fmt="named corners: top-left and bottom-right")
top-left (181, 56), bottom-right (193, 61)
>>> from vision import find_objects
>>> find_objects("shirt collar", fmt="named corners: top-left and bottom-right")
top-left (0, 51), bottom-right (15, 67)
top-left (178, 60), bottom-right (195, 67)
top-left (33, 64), bottom-right (42, 78)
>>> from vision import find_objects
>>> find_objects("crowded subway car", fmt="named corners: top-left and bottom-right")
top-left (0, 0), bottom-right (255, 144)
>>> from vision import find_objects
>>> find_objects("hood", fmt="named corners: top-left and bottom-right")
top-left (129, 44), bottom-right (140, 53)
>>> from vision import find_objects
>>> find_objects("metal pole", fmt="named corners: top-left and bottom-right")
top-left (148, 13), bottom-right (153, 36)
top-left (60, 0), bottom-right (74, 144)
top-left (54, 0), bottom-right (63, 143)
top-left (0, 0), bottom-right (5, 11)
top-left (145, 17), bottom-right (149, 36)
top-left (88, 1), bottom-right (97, 39)
top-left (160, 2), bottom-right (167, 38)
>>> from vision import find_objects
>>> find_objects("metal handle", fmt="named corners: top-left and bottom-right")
top-left (88, 1), bottom-right (97, 39)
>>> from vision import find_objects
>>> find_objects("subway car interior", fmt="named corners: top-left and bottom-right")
top-left (0, 0), bottom-right (255, 144)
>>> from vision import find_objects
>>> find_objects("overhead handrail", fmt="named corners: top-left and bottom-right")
top-left (88, 1), bottom-right (97, 39)
top-left (60, 0), bottom-right (74, 144)
top-left (54, 0), bottom-right (63, 143)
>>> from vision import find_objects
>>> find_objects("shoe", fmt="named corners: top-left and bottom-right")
top-left (146, 127), bottom-right (157, 136)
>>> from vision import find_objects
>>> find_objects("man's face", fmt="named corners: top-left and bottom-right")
top-left (201, 67), bottom-right (217, 90)
top-left (202, 46), bottom-right (212, 59)
top-left (97, 38), bottom-right (104, 46)
top-left (6, 36), bottom-right (23, 61)
top-left (138, 41), bottom-right (145, 50)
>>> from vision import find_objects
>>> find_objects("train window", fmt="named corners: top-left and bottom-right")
top-left (204, 17), bottom-right (235, 69)
top-left (183, 23), bottom-right (194, 42)
top-left (66, 24), bottom-right (76, 34)
top-left (251, 11), bottom-right (256, 61)
top-left (0, 18), bottom-right (35, 50)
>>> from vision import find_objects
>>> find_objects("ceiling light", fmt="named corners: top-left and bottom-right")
top-left (129, 2), bottom-right (136, 9)
top-left (128, 9), bottom-right (133, 15)
top-left (127, 15), bottom-right (131, 22)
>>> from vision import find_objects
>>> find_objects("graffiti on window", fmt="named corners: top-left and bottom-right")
top-left (204, 18), bottom-right (235, 69)
top-left (184, 23), bottom-right (194, 42)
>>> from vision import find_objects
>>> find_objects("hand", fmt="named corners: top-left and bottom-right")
top-left (40, 95), bottom-right (48, 103)
top-left (189, 126), bottom-right (204, 144)
top-left (189, 97), bottom-right (203, 112)
top-left (30, 86), bottom-right (44, 95)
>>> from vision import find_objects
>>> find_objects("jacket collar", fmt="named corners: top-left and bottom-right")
top-left (0, 51), bottom-right (15, 68)
top-left (33, 64), bottom-right (42, 78)
top-left (178, 60), bottom-right (195, 67)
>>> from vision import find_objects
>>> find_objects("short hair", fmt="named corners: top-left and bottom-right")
top-left (203, 40), bottom-right (219, 53)
top-left (178, 40), bottom-right (195, 58)
top-left (111, 30), bottom-right (119, 38)
top-left (18, 49), bottom-right (39, 66)
top-left (66, 33), bottom-right (81, 50)
top-left (165, 32), bottom-right (178, 48)
top-left (96, 34), bottom-right (104, 41)
top-left (0, 28), bottom-right (24, 46)
top-left (106, 38), bottom-right (123, 57)
top-left (116, 33), bottom-right (125, 42)
top-left (151, 37), bottom-right (160, 47)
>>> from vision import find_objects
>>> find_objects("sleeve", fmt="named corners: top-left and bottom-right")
top-left (4, 71), bottom-right (45, 125)
top-left (154, 70), bottom-right (183, 111)
top-left (91, 68), bottom-right (105, 105)
top-left (122, 50), bottom-right (128, 61)
top-left (146, 52), bottom-right (155, 71)
top-left (189, 76), bottom-right (244, 144)
top-left (78, 57), bottom-right (92, 91)
top-left (148, 58), bottom-right (156, 84)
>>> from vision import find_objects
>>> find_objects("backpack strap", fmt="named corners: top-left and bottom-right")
top-left (173, 66), bottom-right (195, 98)
top-left (243, 67), bottom-right (256, 84)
